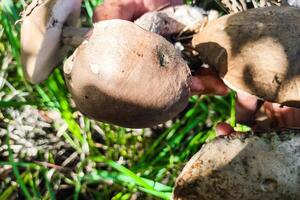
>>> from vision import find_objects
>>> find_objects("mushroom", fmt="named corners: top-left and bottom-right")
top-left (63, 20), bottom-right (191, 128)
top-left (192, 6), bottom-right (300, 107)
top-left (21, 2), bottom-right (207, 84)
top-left (21, 3), bottom-right (300, 127)
top-left (21, 3), bottom-right (212, 127)
top-left (173, 131), bottom-right (300, 200)
top-left (21, 0), bottom-right (88, 83)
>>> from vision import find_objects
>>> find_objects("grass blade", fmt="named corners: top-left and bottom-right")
top-left (91, 156), bottom-right (153, 190)
top-left (6, 131), bottom-right (32, 200)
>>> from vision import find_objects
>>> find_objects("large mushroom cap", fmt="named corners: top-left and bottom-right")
top-left (21, 0), bottom-right (82, 83)
top-left (173, 132), bottom-right (300, 200)
top-left (64, 20), bottom-right (191, 128)
top-left (192, 6), bottom-right (300, 107)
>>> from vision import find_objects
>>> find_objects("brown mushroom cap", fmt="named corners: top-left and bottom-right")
top-left (64, 20), bottom-right (191, 128)
top-left (21, 0), bottom-right (82, 83)
top-left (192, 6), bottom-right (300, 107)
top-left (173, 131), bottom-right (300, 200)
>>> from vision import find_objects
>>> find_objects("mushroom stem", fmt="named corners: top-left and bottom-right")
top-left (62, 26), bottom-right (91, 48)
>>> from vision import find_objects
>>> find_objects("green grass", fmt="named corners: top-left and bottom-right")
top-left (0, 0), bottom-right (236, 199)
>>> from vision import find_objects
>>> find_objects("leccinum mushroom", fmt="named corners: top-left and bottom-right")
top-left (61, 6), bottom-right (215, 128)
top-left (63, 20), bottom-right (191, 128)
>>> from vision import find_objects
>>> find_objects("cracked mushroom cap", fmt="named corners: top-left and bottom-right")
top-left (21, 0), bottom-right (82, 83)
top-left (64, 20), bottom-right (191, 128)
top-left (192, 6), bottom-right (300, 107)
top-left (173, 132), bottom-right (300, 200)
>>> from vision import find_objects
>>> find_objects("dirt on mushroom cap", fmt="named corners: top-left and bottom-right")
top-left (192, 6), bottom-right (300, 107)
top-left (64, 20), bottom-right (191, 128)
